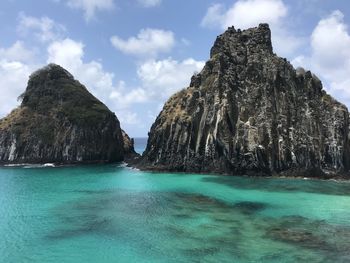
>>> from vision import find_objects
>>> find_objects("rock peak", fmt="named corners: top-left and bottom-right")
top-left (257, 23), bottom-right (270, 30)
top-left (226, 23), bottom-right (270, 33)
top-left (21, 64), bottom-right (88, 112)
top-left (29, 63), bottom-right (74, 81)
top-left (210, 23), bottom-right (273, 58)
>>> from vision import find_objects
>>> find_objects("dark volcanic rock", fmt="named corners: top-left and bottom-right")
top-left (121, 129), bottom-right (136, 156)
top-left (0, 64), bottom-right (133, 164)
top-left (140, 24), bottom-right (350, 177)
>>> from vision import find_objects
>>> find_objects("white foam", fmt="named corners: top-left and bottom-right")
top-left (44, 163), bottom-right (55, 167)
top-left (23, 163), bottom-right (56, 169)
top-left (4, 163), bottom-right (27, 167)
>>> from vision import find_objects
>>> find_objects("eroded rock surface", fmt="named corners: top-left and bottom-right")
top-left (0, 64), bottom-right (134, 164)
top-left (122, 129), bottom-right (136, 156)
top-left (140, 24), bottom-right (350, 177)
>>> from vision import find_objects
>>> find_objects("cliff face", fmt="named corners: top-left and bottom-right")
top-left (122, 129), bottom-right (136, 156)
top-left (141, 24), bottom-right (350, 177)
top-left (0, 64), bottom-right (134, 164)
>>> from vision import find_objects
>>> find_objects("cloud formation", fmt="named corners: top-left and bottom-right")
top-left (138, 0), bottom-right (162, 8)
top-left (106, 57), bottom-right (205, 122)
top-left (203, 0), bottom-right (287, 29)
top-left (0, 41), bottom-right (35, 63)
top-left (109, 81), bottom-right (148, 110)
top-left (17, 13), bottom-right (66, 42)
top-left (111, 28), bottom-right (175, 58)
top-left (65, 0), bottom-right (115, 21)
top-left (293, 11), bottom-right (350, 106)
top-left (0, 40), bottom-right (39, 118)
top-left (137, 58), bottom-right (205, 99)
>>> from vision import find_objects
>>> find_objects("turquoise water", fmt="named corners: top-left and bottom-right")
top-left (1, 164), bottom-right (350, 262)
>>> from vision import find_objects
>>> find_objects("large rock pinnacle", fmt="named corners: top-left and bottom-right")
top-left (139, 24), bottom-right (350, 178)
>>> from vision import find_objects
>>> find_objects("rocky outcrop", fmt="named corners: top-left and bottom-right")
top-left (140, 24), bottom-right (350, 178)
top-left (0, 64), bottom-right (134, 164)
top-left (122, 129), bottom-right (136, 156)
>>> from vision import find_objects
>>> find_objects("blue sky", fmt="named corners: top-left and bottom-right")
top-left (0, 0), bottom-right (350, 137)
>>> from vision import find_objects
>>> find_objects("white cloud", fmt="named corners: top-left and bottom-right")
top-left (0, 60), bottom-right (38, 117)
top-left (102, 56), bottom-right (205, 114)
top-left (201, 0), bottom-right (287, 29)
top-left (201, 0), bottom-right (303, 57)
top-left (272, 28), bottom-right (305, 58)
top-left (17, 13), bottom-right (66, 42)
top-left (138, 0), bottom-right (162, 7)
top-left (116, 111), bottom-right (141, 125)
top-left (106, 57), bottom-right (205, 111)
top-left (137, 57), bottom-right (205, 99)
top-left (111, 28), bottom-right (175, 57)
top-left (47, 38), bottom-right (85, 71)
top-left (65, 0), bottom-right (115, 21)
top-left (227, 0), bottom-right (286, 29)
top-left (310, 11), bottom-right (350, 76)
top-left (0, 41), bottom-right (39, 117)
top-left (109, 81), bottom-right (148, 109)
top-left (0, 41), bottom-right (35, 63)
top-left (201, 4), bottom-right (226, 29)
top-left (294, 10), bottom-right (350, 106)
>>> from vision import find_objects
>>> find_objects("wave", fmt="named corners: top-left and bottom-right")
top-left (23, 163), bottom-right (56, 169)
top-left (4, 163), bottom-right (28, 167)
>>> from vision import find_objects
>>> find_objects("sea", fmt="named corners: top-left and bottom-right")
top-left (1, 138), bottom-right (350, 262)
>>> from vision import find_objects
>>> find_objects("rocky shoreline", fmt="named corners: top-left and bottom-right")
top-left (131, 159), bottom-right (350, 180)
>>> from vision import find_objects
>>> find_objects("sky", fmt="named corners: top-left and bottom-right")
top-left (0, 0), bottom-right (350, 137)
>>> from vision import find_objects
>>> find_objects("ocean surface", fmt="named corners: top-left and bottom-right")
top-left (1, 139), bottom-right (350, 262)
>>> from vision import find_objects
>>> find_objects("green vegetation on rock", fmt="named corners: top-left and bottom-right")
top-left (0, 64), bottom-right (134, 164)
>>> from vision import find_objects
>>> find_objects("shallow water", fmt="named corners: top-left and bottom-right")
top-left (1, 164), bottom-right (350, 262)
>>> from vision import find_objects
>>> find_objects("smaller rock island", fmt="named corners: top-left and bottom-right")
top-left (0, 64), bottom-right (135, 164)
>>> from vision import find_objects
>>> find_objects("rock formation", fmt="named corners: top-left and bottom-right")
top-left (122, 129), bottom-right (136, 155)
top-left (140, 24), bottom-right (350, 177)
top-left (0, 64), bottom-right (135, 164)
